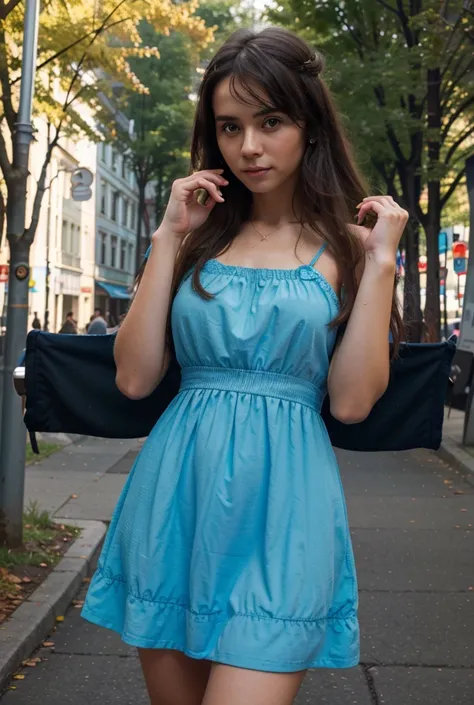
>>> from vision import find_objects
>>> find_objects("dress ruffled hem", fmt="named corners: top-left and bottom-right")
top-left (81, 568), bottom-right (360, 673)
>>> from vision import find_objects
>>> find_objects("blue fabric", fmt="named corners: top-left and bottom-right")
top-left (81, 256), bottom-right (360, 671)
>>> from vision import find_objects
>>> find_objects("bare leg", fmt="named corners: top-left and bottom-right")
top-left (137, 648), bottom-right (212, 705)
top-left (202, 663), bottom-right (306, 705)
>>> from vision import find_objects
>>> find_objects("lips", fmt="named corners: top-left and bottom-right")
top-left (243, 167), bottom-right (270, 173)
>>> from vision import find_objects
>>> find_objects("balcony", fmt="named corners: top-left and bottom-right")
top-left (60, 251), bottom-right (82, 270)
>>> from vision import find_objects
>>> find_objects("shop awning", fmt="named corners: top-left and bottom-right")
top-left (95, 281), bottom-right (131, 299)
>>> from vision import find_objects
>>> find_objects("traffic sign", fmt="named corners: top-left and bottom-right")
top-left (71, 167), bottom-right (93, 187)
top-left (453, 241), bottom-right (468, 258)
top-left (454, 257), bottom-right (467, 275)
top-left (71, 185), bottom-right (92, 202)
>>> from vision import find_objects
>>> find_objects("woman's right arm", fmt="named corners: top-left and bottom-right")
top-left (114, 228), bottom-right (180, 400)
top-left (114, 169), bottom-right (228, 400)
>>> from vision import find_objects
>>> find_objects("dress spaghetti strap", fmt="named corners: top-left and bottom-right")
top-left (308, 242), bottom-right (327, 268)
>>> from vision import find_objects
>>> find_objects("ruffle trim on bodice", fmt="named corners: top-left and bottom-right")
top-left (202, 260), bottom-right (340, 310)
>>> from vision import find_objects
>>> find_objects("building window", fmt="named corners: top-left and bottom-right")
top-left (61, 220), bottom-right (81, 268)
top-left (122, 199), bottom-right (129, 228)
top-left (131, 203), bottom-right (136, 230)
top-left (111, 236), bottom-right (118, 268)
top-left (120, 240), bottom-right (126, 270)
top-left (128, 244), bottom-right (134, 272)
top-left (99, 232), bottom-right (107, 265)
top-left (112, 149), bottom-right (118, 172)
top-left (111, 191), bottom-right (120, 222)
top-left (100, 143), bottom-right (107, 163)
top-left (100, 181), bottom-right (107, 215)
top-left (121, 156), bottom-right (127, 179)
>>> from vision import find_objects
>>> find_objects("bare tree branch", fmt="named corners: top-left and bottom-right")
top-left (23, 125), bottom-right (61, 244)
top-left (440, 165), bottom-right (468, 209)
top-left (374, 0), bottom-right (401, 17)
top-left (442, 95), bottom-right (474, 140)
top-left (0, 27), bottom-right (17, 132)
top-left (0, 123), bottom-right (13, 180)
top-left (0, 184), bottom-right (5, 248)
top-left (11, 16), bottom-right (132, 87)
top-left (441, 57), bottom-right (474, 111)
top-left (444, 125), bottom-right (474, 165)
top-left (0, 0), bottom-right (22, 20)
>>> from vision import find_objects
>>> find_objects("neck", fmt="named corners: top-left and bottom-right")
top-left (251, 178), bottom-right (301, 226)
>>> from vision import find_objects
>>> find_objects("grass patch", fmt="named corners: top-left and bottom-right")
top-left (0, 501), bottom-right (80, 570)
top-left (25, 441), bottom-right (62, 465)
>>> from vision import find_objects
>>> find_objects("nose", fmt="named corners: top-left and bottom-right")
top-left (240, 128), bottom-right (263, 158)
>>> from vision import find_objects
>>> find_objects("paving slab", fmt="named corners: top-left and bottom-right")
top-left (369, 665), bottom-right (474, 704)
top-left (0, 654), bottom-right (149, 704)
top-left (352, 528), bottom-right (474, 591)
top-left (296, 667), bottom-right (372, 704)
top-left (338, 449), bottom-right (472, 497)
top-left (359, 591), bottom-right (474, 667)
top-left (55, 474), bottom-right (129, 521)
top-left (346, 495), bottom-right (474, 530)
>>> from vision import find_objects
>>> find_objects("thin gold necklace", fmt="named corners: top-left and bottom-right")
top-left (249, 220), bottom-right (299, 242)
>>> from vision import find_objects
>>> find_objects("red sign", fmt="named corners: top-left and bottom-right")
top-left (0, 265), bottom-right (8, 283)
top-left (453, 241), bottom-right (468, 258)
top-left (81, 286), bottom-right (92, 294)
top-left (418, 256), bottom-right (427, 273)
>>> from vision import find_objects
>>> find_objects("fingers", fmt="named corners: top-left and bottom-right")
top-left (174, 171), bottom-right (228, 204)
top-left (356, 195), bottom-right (408, 225)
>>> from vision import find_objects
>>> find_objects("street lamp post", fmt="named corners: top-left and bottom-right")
top-left (0, 0), bottom-right (40, 547)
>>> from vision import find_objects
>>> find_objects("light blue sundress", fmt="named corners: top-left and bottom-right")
top-left (81, 244), bottom-right (360, 672)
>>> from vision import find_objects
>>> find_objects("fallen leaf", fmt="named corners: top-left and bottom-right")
top-left (22, 660), bottom-right (38, 668)
top-left (6, 574), bottom-right (22, 585)
top-left (39, 563), bottom-right (48, 568)
top-left (454, 490), bottom-right (464, 495)
top-left (82, 578), bottom-right (91, 584)
top-left (42, 641), bottom-right (54, 648)
top-left (71, 494), bottom-right (78, 499)
top-left (13, 675), bottom-right (25, 680)
top-left (460, 509), bottom-right (467, 512)
top-left (8, 686), bottom-right (16, 690)
top-left (443, 480), bottom-right (453, 485)
top-left (56, 616), bottom-right (65, 623)
top-left (22, 577), bottom-right (32, 584)
top-left (72, 600), bottom-right (84, 606)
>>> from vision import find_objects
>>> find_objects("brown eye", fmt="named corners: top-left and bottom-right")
top-left (264, 117), bottom-right (281, 129)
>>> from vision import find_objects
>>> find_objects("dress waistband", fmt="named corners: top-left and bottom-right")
top-left (179, 366), bottom-right (324, 413)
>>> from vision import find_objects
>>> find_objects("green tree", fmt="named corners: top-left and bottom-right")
top-left (0, 0), bottom-right (211, 548)
top-left (268, 0), bottom-right (474, 340)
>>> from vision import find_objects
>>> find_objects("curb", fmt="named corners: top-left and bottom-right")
top-left (438, 437), bottom-right (474, 480)
top-left (0, 519), bottom-right (106, 690)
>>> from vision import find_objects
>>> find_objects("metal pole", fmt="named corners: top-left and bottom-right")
top-left (460, 155), bottom-right (474, 445)
top-left (0, 0), bottom-right (40, 547)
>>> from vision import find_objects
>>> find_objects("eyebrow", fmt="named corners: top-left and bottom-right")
top-left (215, 107), bottom-right (279, 122)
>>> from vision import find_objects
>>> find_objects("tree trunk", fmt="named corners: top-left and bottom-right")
top-left (424, 67), bottom-right (442, 341)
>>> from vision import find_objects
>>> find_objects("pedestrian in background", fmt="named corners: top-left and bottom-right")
top-left (87, 307), bottom-right (108, 335)
top-left (81, 26), bottom-right (408, 705)
top-left (58, 311), bottom-right (77, 335)
top-left (31, 312), bottom-right (41, 330)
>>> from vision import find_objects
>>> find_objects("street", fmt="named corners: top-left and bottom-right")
top-left (1, 439), bottom-right (473, 703)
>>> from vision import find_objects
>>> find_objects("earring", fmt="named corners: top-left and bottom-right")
top-left (309, 138), bottom-right (316, 144)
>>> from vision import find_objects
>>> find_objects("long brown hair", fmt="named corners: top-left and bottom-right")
top-left (140, 26), bottom-right (403, 353)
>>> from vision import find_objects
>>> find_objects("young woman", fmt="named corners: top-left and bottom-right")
top-left (81, 26), bottom-right (408, 705)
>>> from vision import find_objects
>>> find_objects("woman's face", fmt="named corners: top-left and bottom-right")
top-left (212, 77), bottom-right (306, 195)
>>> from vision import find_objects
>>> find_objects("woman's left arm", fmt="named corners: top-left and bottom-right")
top-left (328, 195), bottom-right (409, 424)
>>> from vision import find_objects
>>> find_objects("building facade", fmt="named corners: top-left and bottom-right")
top-left (94, 141), bottom-right (138, 326)
top-left (0, 118), bottom-right (98, 335)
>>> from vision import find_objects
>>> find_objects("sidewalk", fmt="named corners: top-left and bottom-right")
top-left (440, 407), bottom-right (474, 475)
top-left (1, 435), bottom-right (474, 703)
